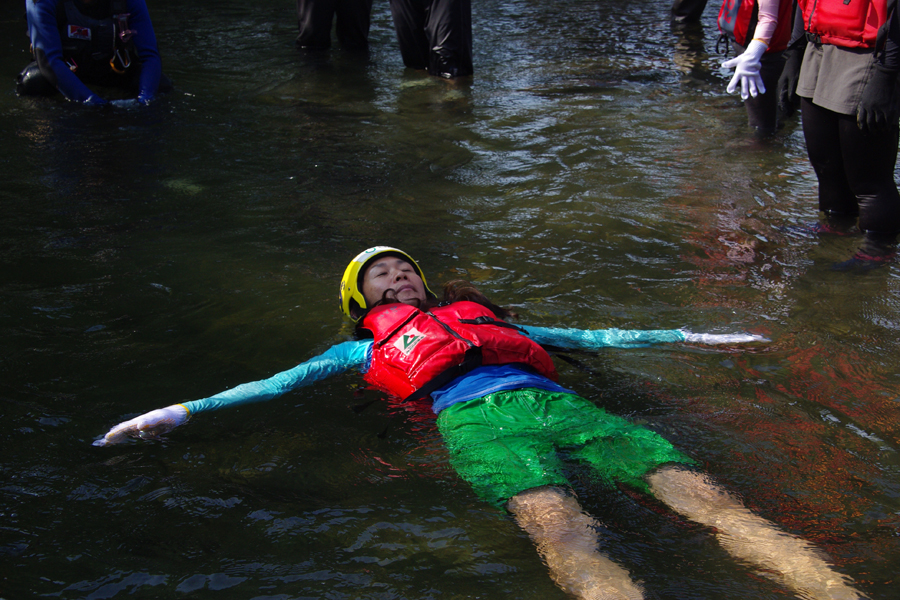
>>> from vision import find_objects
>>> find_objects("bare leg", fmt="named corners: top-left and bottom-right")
top-left (647, 465), bottom-right (866, 600)
top-left (507, 486), bottom-right (645, 600)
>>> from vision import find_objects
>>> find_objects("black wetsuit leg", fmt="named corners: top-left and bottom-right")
top-left (745, 50), bottom-right (787, 133)
top-left (389, 0), bottom-right (472, 77)
top-left (840, 116), bottom-right (900, 240)
top-left (389, 0), bottom-right (430, 70)
top-left (424, 0), bottom-right (472, 78)
top-left (732, 41), bottom-right (787, 133)
top-left (671, 0), bottom-right (708, 23)
top-left (801, 97), bottom-right (900, 240)
top-left (296, 0), bottom-right (337, 50)
top-left (801, 97), bottom-right (859, 218)
top-left (335, 0), bottom-right (373, 52)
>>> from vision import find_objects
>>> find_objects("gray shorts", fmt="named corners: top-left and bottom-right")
top-left (797, 43), bottom-right (900, 115)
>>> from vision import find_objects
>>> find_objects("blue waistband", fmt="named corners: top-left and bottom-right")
top-left (430, 364), bottom-right (573, 414)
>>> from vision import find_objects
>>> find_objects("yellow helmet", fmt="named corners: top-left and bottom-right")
top-left (339, 246), bottom-right (436, 322)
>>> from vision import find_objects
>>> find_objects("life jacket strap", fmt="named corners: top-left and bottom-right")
top-left (111, 0), bottom-right (135, 71)
top-left (403, 346), bottom-right (483, 403)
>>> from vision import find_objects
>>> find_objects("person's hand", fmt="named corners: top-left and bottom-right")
top-left (681, 330), bottom-right (770, 344)
top-left (722, 40), bottom-right (768, 100)
top-left (777, 42), bottom-right (805, 117)
top-left (93, 404), bottom-right (190, 447)
top-left (83, 94), bottom-right (109, 106)
top-left (857, 64), bottom-right (899, 133)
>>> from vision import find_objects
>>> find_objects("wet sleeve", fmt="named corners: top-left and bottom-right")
top-left (27, 0), bottom-right (103, 104)
top-left (128, 0), bottom-right (162, 103)
top-left (518, 325), bottom-right (687, 349)
top-left (181, 340), bottom-right (372, 415)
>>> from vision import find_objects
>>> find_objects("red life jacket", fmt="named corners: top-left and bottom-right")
top-left (800, 0), bottom-right (890, 49)
top-left (359, 301), bottom-right (558, 401)
top-left (718, 0), bottom-right (794, 54)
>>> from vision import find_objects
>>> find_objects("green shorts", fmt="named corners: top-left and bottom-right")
top-left (436, 388), bottom-right (694, 507)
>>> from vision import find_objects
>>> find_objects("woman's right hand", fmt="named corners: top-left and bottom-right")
top-left (722, 40), bottom-right (768, 100)
top-left (93, 404), bottom-right (190, 447)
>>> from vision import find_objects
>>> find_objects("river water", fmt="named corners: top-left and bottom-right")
top-left (1, 1), bottom-right (899, 598)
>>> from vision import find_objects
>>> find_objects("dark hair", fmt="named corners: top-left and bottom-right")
top-left (438, 280), bottom-right (517, 320)
top-left (354, 279), bottom-right (517, 338)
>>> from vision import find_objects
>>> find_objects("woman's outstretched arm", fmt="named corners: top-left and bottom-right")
top-left (93, 340), bottom-right (371, 446)
top-left (518, 324), bottom-right (767, 350)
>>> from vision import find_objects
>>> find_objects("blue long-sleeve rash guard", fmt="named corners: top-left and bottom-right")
top-left (181, 326), bottom-right (688, 417)
top-left (26, 0), bottom-right (162, 104)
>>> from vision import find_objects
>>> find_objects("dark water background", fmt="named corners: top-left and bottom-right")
top-left (2, 1), bottom-right (899, 598)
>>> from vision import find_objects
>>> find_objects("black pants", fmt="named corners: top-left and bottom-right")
top-left (733, 41), bottom-right (787, 134)
top-left (801, 97), bottom-right (900, 239)
top-left (296, 0), bottom-right (373, 51)
top-left (389, 0), bottom-right (472, 78)
top-left (671, 0), bottom-right (708, 22)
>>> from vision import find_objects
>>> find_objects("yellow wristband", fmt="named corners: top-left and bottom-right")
top-left (751, 38), bottom-right (769, 48)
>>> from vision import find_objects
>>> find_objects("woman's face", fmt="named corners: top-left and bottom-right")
top-left (362, 257), bottom-right (427, 308)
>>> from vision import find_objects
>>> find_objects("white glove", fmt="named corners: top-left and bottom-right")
top-left (93, 404), bottom-right (190, 447)
top-left (681, 330), bottom-right (770, 344)
top-left (722, 40), bottom-right (768, 100)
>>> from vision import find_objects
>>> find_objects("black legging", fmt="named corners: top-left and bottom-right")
top-left (296, 0), bottom-right (373, 52)
top-left (801, 97), bottom-right (900, 239)
top-left (671, 0), bottom-right (708, 22)
top-left (733, 41), bottom-right (787, 134)
top-left (389, 0), bottom-right (472, 78)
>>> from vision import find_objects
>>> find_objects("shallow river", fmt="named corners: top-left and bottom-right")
top-left (1, 1), bottom-right (899, 599)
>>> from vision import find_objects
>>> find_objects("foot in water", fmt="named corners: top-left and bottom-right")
top-left (782, 220), bottom-right (858, 238)
top-left (832, 250), bottom-right (895, 271)
top-left (832, 236), bottom-right (897, 271)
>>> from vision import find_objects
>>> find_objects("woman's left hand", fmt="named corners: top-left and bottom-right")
top-left (681, 330), bottom-right (769, 344)
top-left (93, 404), bottom-right (190, 447)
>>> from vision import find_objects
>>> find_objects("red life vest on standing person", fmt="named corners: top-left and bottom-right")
top-left (718, 0), bottom-right (795, 53)
top-left (800, 0), bottom-right (890, 49)
top-left (360, 301), bottom-right (558, 401)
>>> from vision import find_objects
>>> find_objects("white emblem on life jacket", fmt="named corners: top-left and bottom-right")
top-left (67, 25), bottom-right (91, 41)
top-left (394, 328), bottom-right (426, 356)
